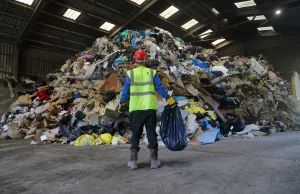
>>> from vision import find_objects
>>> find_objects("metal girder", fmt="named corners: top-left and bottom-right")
top-left (215, 40), bottom-right (233, 50)
top-left (0, 38), bottom-right (14, 44)
top-left (3, 0), bottom-right (33, 9)
top-left (39, 10), bottom-right (108, 34)
top-left (86, 0), bottom-right (153, 29)
top-left (0, 11), bottom-right (27, 20)
top-left (92, 0), bottom-right (127, 17)
top-left (109, 0), bottom-right (158, 38)
top-left (225, 1), bottom-right (300, 18)
top-left (22, 44), bottom-right (74, 55)
top-left (164, 0), bottom-right (212, 38)
top-left (184, 0), bottom-right (223, 38)
top-left (135, 20), bottom-right (154, 28)
top-left (25, 38), bottom-right (79, 52)
top-left (16, 0), bottom-right (43, 43)
top-left (0, 23), bottom-right (22, 30)
top-left (0, 32), bottom-right (17, 38)
top-left (147, 11), bottom-right (183, 30)
top-left (46, 0), bottom-right (112, 24)
top-left (34, 21), bottom-right (95, 39)
top-left (28, 30), bottom-right (86, 46)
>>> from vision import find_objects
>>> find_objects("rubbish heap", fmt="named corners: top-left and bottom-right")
top-left (0, 27), bottom-right (299, 146)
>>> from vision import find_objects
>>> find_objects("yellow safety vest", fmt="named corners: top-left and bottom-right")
top-left (127, 66), bottom-right (156, 112)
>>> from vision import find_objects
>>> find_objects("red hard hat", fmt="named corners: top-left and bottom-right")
top-left (133, 49), bottom-right (147, 62)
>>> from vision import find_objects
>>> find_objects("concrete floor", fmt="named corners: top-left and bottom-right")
top-left (0, 132), bottom-right (299, 194)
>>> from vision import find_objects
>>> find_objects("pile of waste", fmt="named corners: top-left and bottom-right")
top-left (1, 27), bottom-right (300, 146)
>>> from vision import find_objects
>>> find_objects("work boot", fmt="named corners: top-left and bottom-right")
top-left (127, 149), bottom-right (138, 170)
top-left (150, 149), bottom-right (161, 169)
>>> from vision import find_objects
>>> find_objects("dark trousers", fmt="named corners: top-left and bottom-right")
top-left (130, 110), bottom-right (158, 151)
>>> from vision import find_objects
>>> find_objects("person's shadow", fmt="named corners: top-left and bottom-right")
top-left (137, 160), bottom-right (191, 169)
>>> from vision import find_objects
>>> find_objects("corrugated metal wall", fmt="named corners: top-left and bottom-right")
top-left (19, 46), bottom-right (74, 76)
top-left (217, 34), bottom-right (300, 79)
top-left (0, 41), bottom-right (13, 78)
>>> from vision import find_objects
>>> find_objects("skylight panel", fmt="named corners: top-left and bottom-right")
top-left (234, 0), bottom-right (256, 8)
top-left (212, 38), bottom-right (226, 46)
top-left (181, 19), bottom-right (198, 30)
top-left (247, 15), bottom-right (266, 20)
top-left (159, 6), bottom-right (179, 19)
top-left (199, 29), bottom-right (213, 39)
top-left (100, 22), bottom-right (116, 31)
top-left (130, 0), bottom-right (146, 5)
top-left (15, 0), bottom-right (34, 6)
top-left (63, 9), bottom-right (81, 20)
top-left (257, 26), bottom-right (274, 31)
top-left (211, 8), bottom-right (220, 15)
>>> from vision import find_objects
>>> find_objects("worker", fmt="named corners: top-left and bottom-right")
top-left (119, 49), bottom-right (176, 170)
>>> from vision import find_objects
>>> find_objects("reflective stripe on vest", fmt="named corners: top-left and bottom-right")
top-left (127, 67), bottom-right (156, 112)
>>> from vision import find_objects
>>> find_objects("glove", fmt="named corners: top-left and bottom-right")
top-left (167, 97), bottom-right (177, 108)
top-left (118, 103), bottom-right (126, 112)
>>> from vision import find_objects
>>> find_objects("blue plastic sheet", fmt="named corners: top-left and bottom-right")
top-left (160, 105), bottom-right (187, 151)
top-left (174, 96), bottom-right (187, 101)
top-left (191, 59), bottom-right (211, 73)
top-left (196, 129), bottom-right (218, 144)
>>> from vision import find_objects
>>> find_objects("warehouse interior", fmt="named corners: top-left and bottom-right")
top-left (1, 0), bottom-right (300, 194)
top-left (1, 0), bottom-right (300, 78)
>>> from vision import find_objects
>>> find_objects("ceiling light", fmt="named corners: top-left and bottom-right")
top-left (159, 5), bottom-right (179, 19)
top-left (223, 19), bottom-right (228, 23)
top-left (247, 15), bottom-right (266, 20)
top-left (100, 22), bottom-right (116, 31)
top-left (63, 9), bottom-right (81, 20)
top-left (257, 26), bottom-right (274, 31)
top-left (130, 0), bottom-right (146, 5)
top-left (212, 38), bottom-right (226, 46)
top-left (199, 29), bottom-right (213, 39)
top-left (234, 0), bottom-right (256, 8)
top-left (15, 0), bottom-right (34, 6)
top-left (276, 10), bottom-right (281, 15)
top-left (211, 8), bottom-right (220, 15)
top-left (181, 19), bottom-right (198, 30)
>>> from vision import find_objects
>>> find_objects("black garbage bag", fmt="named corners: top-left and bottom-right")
top-left (160, 105), bottom-right (187, 151)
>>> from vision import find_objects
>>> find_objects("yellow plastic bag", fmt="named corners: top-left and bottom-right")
top-left (206, 110), bottom-right (216, 120)
top-left (74, 134), bottom-right (94, 146)
top-left (184, 101), bottom-right (206, 114)
top-left (112, 135), bottom-right (129, 145)
top-left (92, 133), bottom-right (99, 139)
top-left (100, 133), bottom-right (112, 144)
top-left (92, 138), bottom-right (104, 145)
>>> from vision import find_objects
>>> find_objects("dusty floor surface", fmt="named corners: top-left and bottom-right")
top-left (0, 132), bottom-right (300, 194)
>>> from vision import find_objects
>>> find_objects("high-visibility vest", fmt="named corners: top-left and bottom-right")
top-left (127, 66), bottom-right (156, 112)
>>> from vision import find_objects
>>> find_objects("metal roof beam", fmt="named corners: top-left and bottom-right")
top-left (46, 0), bottom-right (112, 24)
top-left (24, 38), bottom-right (79, 52)
top-left (28, 30), bottom-right (86, 46)
top-left (0, 32), bottom-right (18, 38)
top-left (86, 0), bottom-right (154, 29)
top-left (34, 21), bottom-right (95, 39)
top-left (16, 0), bottom-right (43, 43)
top-left (0, 11), bottom-right (27, 20)
top-left (184, 0), bottom-right (221, 38)
top-left (147, 11), bottom-right (183, 30)
top-left (21, 44), bottom-right (74, 55)
top-left (109, 0), bottom-right (158, 38)
top-left (39, 10), bottom-right (108, 34)
top-left (92, 0), bottom-right (127, 17)
top-left (3, 0), bottom-right (33, 9)
top-left (0, 23), bottom-right (22, 30)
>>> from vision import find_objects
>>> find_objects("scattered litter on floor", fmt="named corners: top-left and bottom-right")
top-left (1, 27), bottom-right (299, 146)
